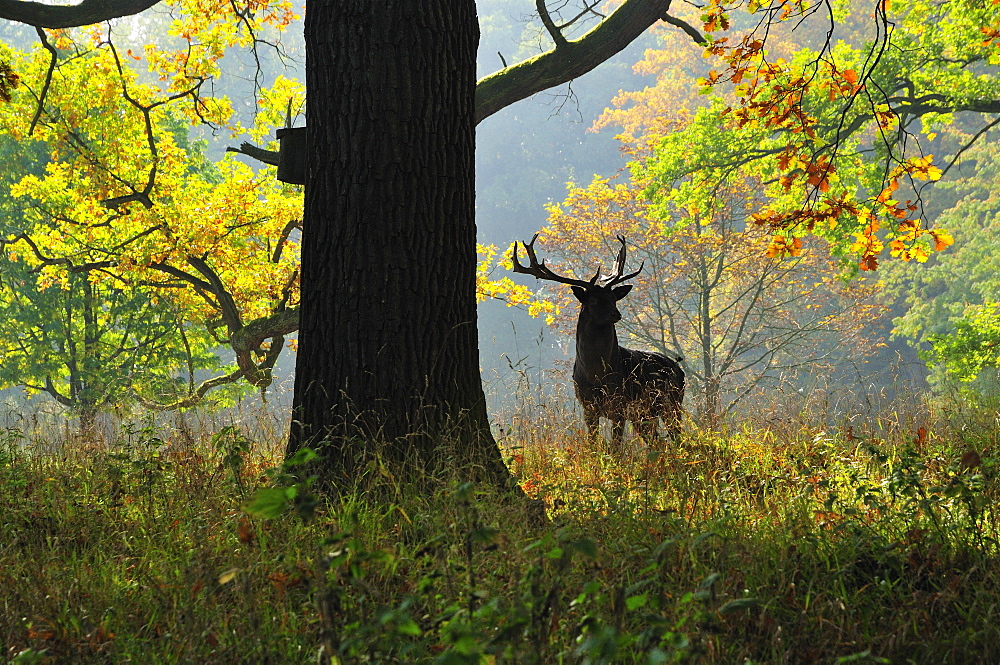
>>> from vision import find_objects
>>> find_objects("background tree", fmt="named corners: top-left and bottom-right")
top-left (0, 39), bottom-right (304, 407)
top-left (537, 164), bottom-right (882, 426)
top-left (584, 1), bottom-right (1000, 408)
top-left (663, 0), bottom-right (1000, 269)
top-left (925, 303), bottom-right (1000, 386)
top-left (880, 128), bottom-right (1000, 395)
top-left (0, 259), bottom-right (223, 434)
top-left (0, 101), bottom-right (227, 431)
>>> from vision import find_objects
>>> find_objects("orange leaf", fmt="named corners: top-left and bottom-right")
top-left (931, 230), bottom-right (954, 251)
top-left (27, 626), bottom-right (57, 640)
top-left (961, 450), bottom-right (982, 469)
top-left (237, 517), bottom-right (255, 544)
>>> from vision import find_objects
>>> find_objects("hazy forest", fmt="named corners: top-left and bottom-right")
top-left (2, 0), bottom-right (1000, 662)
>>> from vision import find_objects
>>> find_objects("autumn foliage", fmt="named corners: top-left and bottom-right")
top-left (616, 0), bottom-right (1000, 272)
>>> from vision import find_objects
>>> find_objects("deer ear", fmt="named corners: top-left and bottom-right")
top-left (612, 285), bottom-right (633, 300)
top-left (572, 286), bottom-right (588, 302)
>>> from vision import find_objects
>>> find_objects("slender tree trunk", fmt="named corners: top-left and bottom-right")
top-left (79, 273), bottom-right (102, 440)
top-left (287, 1), bottom-right (514, 489)
top-left (78, 403), bottom-right (99, 441)
top-left (697, 255), bottom-right (719, 426)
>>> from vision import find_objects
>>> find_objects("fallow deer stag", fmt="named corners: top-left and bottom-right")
top-left (513, 233), bottom-right (684, 452)
top-left (512, 235), bottom-right (685, 452)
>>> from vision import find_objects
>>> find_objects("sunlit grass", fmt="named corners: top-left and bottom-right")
top-left (1, 394), bottom-right (998, 663)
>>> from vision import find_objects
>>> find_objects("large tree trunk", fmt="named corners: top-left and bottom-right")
top-left (288, 0), bottom-right (513, 489)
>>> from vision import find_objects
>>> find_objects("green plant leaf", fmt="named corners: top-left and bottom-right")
top-left (284, 447), bottom-right (318, 468)
top-left (571, 537), bottom-right (598, 559)
top-left (243, 487), bottom-right (290, 518)
top-left (718, 598), bottom-right (760, 614)
top-left (626, 593), bottom-right (648, 611)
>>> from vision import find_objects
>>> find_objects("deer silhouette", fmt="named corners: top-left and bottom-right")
top-left (512, 235), bottom-right (685, 452)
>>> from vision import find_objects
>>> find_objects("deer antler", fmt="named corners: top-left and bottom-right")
top-left (602, 235), bottom-right (644, 286)
top-left (511, 234), bottom-right (600, 287)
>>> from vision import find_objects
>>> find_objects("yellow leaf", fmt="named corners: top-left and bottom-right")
top-left (218, 568), bottom-right (239, 585)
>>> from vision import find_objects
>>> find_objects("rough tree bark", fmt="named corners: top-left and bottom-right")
top-left (286, 0), bottom-right (512, 487)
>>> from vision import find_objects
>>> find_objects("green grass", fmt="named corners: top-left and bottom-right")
top-left (1, 403), bottom-right (998, 664)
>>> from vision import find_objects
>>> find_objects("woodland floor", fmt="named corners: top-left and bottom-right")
top-left (1, 397), bottom-right (999, 664)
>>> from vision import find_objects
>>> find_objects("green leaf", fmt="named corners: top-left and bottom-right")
top-left (571, 537), bottom-right (599, 559)
top-left (451, 481), bottom-right (476, 502)
top-left (243, 487), bottom-right (290, 518)
top-left (284, 447), bottom-right (318, 468)
top-left (626, 593), bottom-right (648, 611)
top-left (699, 572), bottom-right (722, 590)
top-left (396, 618), bottom-right (422, 637)
top-left (469, 526), bottom-right (501, 545)
top-left (9, 649), bottom-right (49, 665)
top-left (718, 597), bottom-right (760, 615)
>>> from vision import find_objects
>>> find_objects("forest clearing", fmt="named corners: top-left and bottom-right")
top-left (2, 0), bottom-right (1000, 662)
top-left (2, 389), bottom-right (998, 663)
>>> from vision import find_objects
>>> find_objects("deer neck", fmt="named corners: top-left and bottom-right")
top-left (575, 314), bottom-right (621, 381)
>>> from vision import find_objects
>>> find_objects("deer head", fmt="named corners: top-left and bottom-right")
top-left (512, 234), bottom-right (643, 326)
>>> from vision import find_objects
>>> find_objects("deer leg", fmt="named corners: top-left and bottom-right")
top-left (583, 405), bottom-right (601, 442)
top-left (663, 404), bottom-right (682, 442)
top-left (638, 419), bottom-right (658, 443)
top-left (610, 419), bottom-right (626, 454)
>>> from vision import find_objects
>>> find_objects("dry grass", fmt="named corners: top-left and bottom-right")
top-left (2, 391), bottom-right (999, 664)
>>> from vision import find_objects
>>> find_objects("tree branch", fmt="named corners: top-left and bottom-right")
top-left (28, 26), bottom-right (56, 136)
top-left (226, 141), bottom-right (279, 166)
top-left (133, 366), bottom-right (246, 411)
top-left (660, 13), bottom-right (707, 45)
top-left (229, 308), bottom-right (298, 387)
top-left (43, 375), bottom-right (74, 407)
top-left (536, 0), bottom-right (568, 48)
top-left (0, 0), bottom-right (161, 29)
top-left (185, 255), bottom-right (245, 334)
top-left (476, 0), bottom-right (675, 124)
top-left (229, 307), bottom-right (299, 352)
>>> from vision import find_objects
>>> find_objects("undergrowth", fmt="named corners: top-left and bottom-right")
top-left (1, 404), bottom-right (998, 664)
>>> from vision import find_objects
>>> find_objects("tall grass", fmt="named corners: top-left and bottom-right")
top-left (1, 388), bottom-right (998, 664)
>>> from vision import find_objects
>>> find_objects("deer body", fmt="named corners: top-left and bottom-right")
top-left (513, 236), bottom-right (685, 451)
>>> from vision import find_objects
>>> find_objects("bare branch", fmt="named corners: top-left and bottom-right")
top-left (660, 13), bottom-right (707, 45)
top-left (939, 117), bottom-right (1000, 180)
top-left (557, 1), bottom-right (606, 31)
top-left (536, 0), bottom-right (568, 48)
top-left (226, 141), bottom-right (279, 166)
